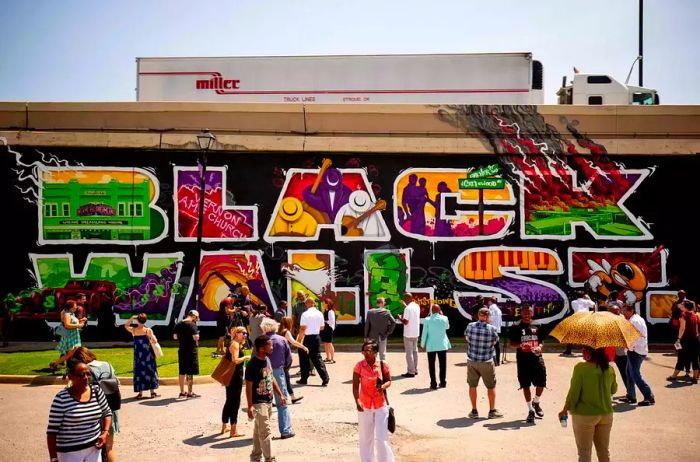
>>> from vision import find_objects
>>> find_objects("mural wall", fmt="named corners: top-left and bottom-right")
top-left (1, 105), bottom-right (696, 339)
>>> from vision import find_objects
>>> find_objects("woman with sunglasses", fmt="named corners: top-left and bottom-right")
top-left (352, 339), bottom-right (395, 462)
top-left (221, 326), bottom-right (250, 437)
top-left (47, 358), bottom-right (112, 462)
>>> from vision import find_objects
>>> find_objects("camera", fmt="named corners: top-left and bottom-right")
top-left (376, 377), bottom-right (383, 390)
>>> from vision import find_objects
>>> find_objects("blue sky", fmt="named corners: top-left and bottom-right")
top-left (1, 0), bottom-right (698, 104)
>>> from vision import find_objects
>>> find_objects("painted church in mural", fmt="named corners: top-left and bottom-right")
top-left (1, 105), bottom-right (693, 339)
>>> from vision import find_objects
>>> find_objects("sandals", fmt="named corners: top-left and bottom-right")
top-left (150, 392), bottom-right (161, 398)
top-left (186, 392), bottom-right (200, 398)
top-left (178, 392), bottom-right (188, 399)
top-left (135, 394), bottom-right (147, 400)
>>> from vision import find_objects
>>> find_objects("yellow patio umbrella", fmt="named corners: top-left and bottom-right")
top-left (549, 311), bottom-right (641, 349)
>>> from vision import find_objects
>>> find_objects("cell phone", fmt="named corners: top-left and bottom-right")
top-left (376, 377), bottom-right (383, 390)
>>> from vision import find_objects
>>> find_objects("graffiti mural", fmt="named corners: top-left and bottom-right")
top-left (20, 253), bottom-right (184, 327)
top-left (2, 104), bottom-right (697, 340)
top-left (180, 250), bottom-right (276, 326)
top-left (264, 158), bottom-right (390, 242)
top-left (393, 167), bottom-right (515, 241)
top-left (38, 167), bottom-right (167, 245)
top-left (281, 250), bottom-right (360, 324)
top-left (568, 247), bottom-right (668, 324)
top-left (364, 249), bottom-right (434, 318)
top-left (438, 105), bottom-right (654, 241)
top-left (453, 247), bottom-right (568, 324)
top-left (174, 166), bottom-right (257, 242)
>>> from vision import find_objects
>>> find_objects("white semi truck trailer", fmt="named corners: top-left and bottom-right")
top-left (136, 52), bottom-right (657, 105)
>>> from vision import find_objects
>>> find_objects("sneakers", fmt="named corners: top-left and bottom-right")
top-left (666, 376), bottom-right (678, 382)
top-left (526, 410), bottom-right (535, 423)
top-left (533, 402), bottom-right (544, 418)
top-left (468, 409), bottom-right (479, 419)
top-left (620, 397), bottom-right (637, 404)
top-left (488, 409), bottom-right (503, 419)
top-left (637, 399), bottom-right (655, 406)
top-left (280, 432), bottom-right (295, 439)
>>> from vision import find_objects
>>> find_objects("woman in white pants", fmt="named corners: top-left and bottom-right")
top-left (352, 339), bottom-right (395, 462)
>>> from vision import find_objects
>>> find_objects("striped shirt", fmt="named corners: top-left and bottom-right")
top-left (465, 320), bottom-right (498, 362)
top-left (47, 385), bottom-right (112, 453)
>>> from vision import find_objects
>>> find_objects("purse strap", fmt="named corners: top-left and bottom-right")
top-left (380, 360), bottom-right (390, 406)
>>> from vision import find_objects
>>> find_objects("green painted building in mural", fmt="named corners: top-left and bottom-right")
top-left (41, 177), bottom-right (152, 240)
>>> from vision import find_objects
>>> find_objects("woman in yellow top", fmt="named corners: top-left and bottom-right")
top-left (559, 346), bottom-right (618, 462)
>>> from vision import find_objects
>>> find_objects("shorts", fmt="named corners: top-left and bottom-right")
top-left (467, 360), bottom-right (497, 389)
top-left (517, 357), bottom-right (547, 388)
top-left (178, 350), bottom-right (200, 376)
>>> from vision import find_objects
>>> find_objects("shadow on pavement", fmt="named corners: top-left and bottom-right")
top-left (436, 417), bottom-right (478, 429)
top-left (210, 437), bottom-right (253, 449)
top-left (483, 419), bottom-right (533, 431)
top-left (665, 380), bottom-right (694, 388)
top-left (454, 362), bottom-right (468, 367)
top-left (183, 433), bottom-right (243, 448)
top-left (611, 402), bottom-right (637, 413)
top-left (401, 387), bottom-right (434, 395)
top-left (138, 397), bottom-right (180, 406)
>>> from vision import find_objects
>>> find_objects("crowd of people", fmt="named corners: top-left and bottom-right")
top-left (41, 288), bottom-right (699, 462)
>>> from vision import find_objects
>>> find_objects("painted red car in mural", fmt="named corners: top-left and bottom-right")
top-left (12, 280), bottom-right (116, 321)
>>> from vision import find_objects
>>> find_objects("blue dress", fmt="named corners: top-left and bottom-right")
top-left (133, 335), bottom-right (159, 392)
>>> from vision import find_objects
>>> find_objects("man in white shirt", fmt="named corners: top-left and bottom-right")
top-left (622, 305), bottom-right (655, 406)
top-left (488, 296), bottom-right (503, 366)
top-left (564, 291), bottom-right (596, 356)
top-left (295, 298), bottom-right (329, 386)
top-left (399, 293), bottom-right (421, 377)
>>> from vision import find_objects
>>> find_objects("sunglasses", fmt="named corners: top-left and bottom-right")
top-left (72, 372), bottom-right (92, 377)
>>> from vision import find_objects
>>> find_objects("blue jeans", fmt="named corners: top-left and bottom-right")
top-left (625, 351), bottom-right (654, 401)
top-left (272, 367), bottom-right (293, 436)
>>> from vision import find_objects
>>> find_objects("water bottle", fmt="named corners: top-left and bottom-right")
top-left (560, 414), bottom-right (568, 428)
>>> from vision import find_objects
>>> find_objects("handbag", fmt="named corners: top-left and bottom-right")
top-left (147, 328), bottom-right (164, 358)
top-left (211, 355), bottom-right (236, 386)
top-left (380, 360), bottom-right (396, 433)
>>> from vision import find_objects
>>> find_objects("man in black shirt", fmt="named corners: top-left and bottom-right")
top-left (246, 335), bottom-right (287, 462)
top-left (173, 310), bottom-right (200, 398)
top-left (509, 305), bottom-right (546, 424)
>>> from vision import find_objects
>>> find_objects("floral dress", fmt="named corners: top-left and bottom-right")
top-left (57, 311), bottom-right (81, 355)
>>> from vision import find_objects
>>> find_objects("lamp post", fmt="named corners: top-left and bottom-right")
top-left (193, 130), bottom-right (216, 309)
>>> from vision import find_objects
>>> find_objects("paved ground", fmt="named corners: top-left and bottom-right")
top-left (0, 350), bottom-right (698, 461)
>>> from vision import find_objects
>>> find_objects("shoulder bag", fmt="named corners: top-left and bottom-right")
top-left (89, 363), bottom-right (121, 411)
top-left (211, 355), bottom-right (235, 387)
top-left (147, 328), bottom-right (164, 358)
top-left (380, 360), bottom-right (396, 433)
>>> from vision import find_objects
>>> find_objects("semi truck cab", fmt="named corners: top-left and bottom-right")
top-left (557, 73), bottom-right (659, 105)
